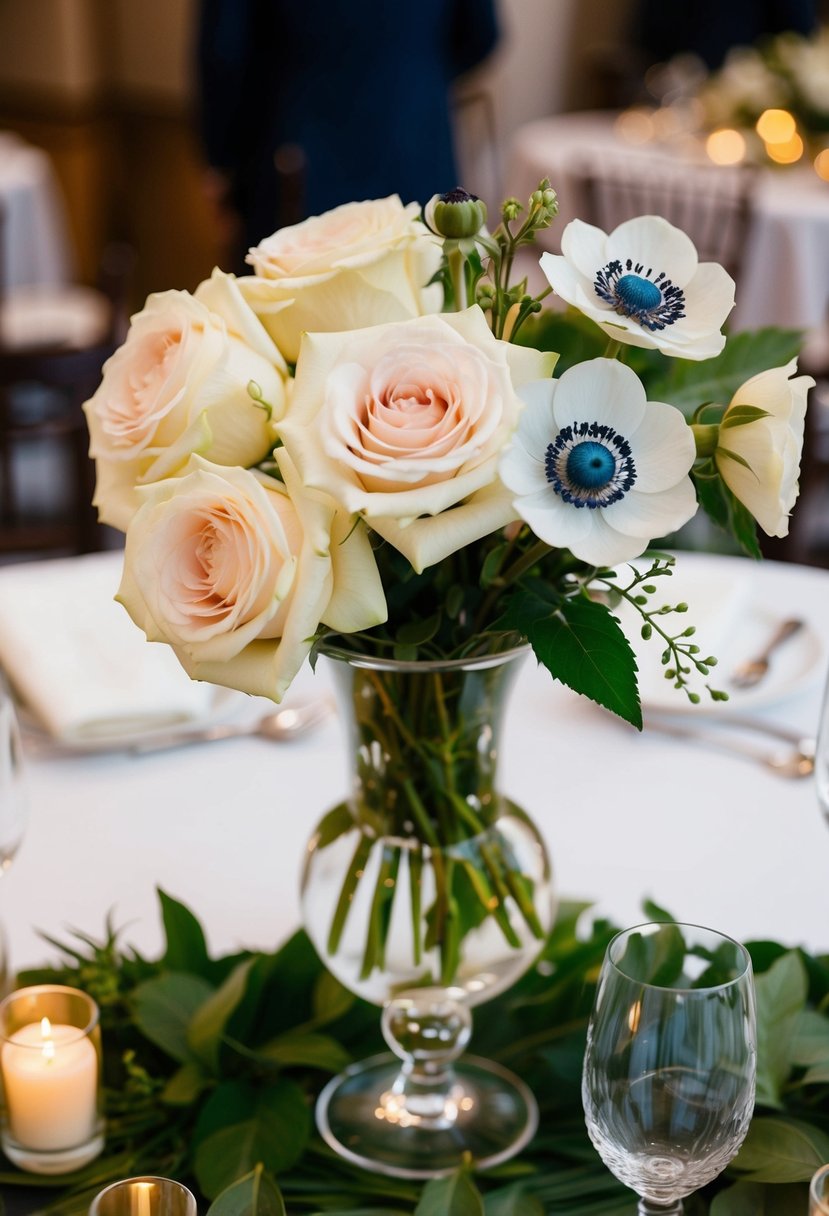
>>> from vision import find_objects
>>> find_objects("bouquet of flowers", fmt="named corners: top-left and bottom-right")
top-left (83, 183), bottom-right (810, 728)
top-left (82, 185), bottom-right (809, 993)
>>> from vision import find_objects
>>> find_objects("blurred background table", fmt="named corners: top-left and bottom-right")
top-left (508, 110), bottom-right (829, 334)
top-left (4, 550), bottom-right (828, 981)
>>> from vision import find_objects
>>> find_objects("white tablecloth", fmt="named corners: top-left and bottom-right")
top-left (5, 551), bottom-right (829, 978)
top-left (0, 131), bottom-right (71, 292)
top-left (508, 111), bottom-right (829, 333)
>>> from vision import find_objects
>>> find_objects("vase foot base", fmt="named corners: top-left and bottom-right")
top-left (316, 1051), bottom-right (538, 1179)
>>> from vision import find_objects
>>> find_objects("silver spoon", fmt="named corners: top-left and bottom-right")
top-left (128, 699), bottom-right (333, 755)
top-left (730, 617), bottom-right (805, 689)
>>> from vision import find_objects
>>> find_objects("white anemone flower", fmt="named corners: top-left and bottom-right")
top-left (715, 359), bottom-right (813, 537)
top-left (500, 359), bottom-right (697, 566)
top-left (540, 216), bottom-right (735, 360)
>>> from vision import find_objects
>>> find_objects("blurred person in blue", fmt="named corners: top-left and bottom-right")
top-left (195, 0), bottom-right (499, 265)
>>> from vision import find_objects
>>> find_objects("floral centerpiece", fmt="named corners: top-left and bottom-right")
top-left (82, 183), bottom-right (809, 1170)
top-left (83, 186), bottom-right (809, 717)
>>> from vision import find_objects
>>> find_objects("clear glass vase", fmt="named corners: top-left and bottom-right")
top-left (300, 644), bottom-right (556, 1178)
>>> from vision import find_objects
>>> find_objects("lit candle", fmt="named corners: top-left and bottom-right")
top-left (1, 1015), bottom-right (98, 1150)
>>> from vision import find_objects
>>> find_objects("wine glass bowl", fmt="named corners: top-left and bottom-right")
top-left (0, 679), bottom-right (27, 876)
top-left (582, 922), bottom-right (756, 1214)
top-left (814, 671), bottom-right (829, 829)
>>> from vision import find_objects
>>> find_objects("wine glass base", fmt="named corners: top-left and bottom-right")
top-left (316, 1051), bottom-right (538, 1179)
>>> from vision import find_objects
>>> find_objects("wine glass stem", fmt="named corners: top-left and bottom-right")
top-left (638, 1201), bottom-right (683, 1215)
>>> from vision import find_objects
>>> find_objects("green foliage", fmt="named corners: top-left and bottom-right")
top-left (497, 585), bottom-right (642, 727)
top-left (10, 890), bottom-right (829, 1216)
top-left (637, 328), bottom-right (804, 414)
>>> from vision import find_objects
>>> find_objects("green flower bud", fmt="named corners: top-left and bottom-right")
top-left (501, 197), bottom-right (523, 222)
top-left (424, 188), bottom-right (487, 238)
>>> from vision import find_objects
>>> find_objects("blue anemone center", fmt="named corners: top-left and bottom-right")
top-left (615, 273), bottom-right (662, 313)
top-left (545, 421), bottom-right (637, 509)
top-left (566, 441), bottom-right (616, 489)
top-left (593, 259), bottom-right (686, 331)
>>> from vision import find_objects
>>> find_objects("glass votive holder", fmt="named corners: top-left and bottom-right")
top-left (89, 1177), bottom-right (198, 1216)
top-left (0, 984), bottom-right (104, 1174)
top-left (811, 1163), bottom-right (829, 1214)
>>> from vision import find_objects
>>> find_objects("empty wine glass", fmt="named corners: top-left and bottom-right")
top-left (582, 921), bottom-right (756, 1215)
top-left (811, 1164), bottom-right (829, 1214)
top-left (0, 677), bottom-right (28, 992)
top-left (0, 677), bottom-right (27, 875)
top-left (814, 671), bottom-right (829, 828)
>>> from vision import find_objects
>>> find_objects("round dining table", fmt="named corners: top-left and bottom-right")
top-left (4, 549), bottom-right (829, 984)
top-left (507, 110), bottom-right (829, 334)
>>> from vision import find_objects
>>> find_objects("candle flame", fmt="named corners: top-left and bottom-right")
top-left (131, 1181), bottom-right (154, 1216)
top-left (40, 1016), bottom-right (55, 1063)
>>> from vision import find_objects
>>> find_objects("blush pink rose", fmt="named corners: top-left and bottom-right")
top-left (84, 288), bottom-right (285, 531)
top-left (277, 307), bottom-right (555, 571)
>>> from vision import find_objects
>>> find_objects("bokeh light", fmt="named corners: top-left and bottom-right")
top-left (766, 132), bottom-right (804, 164)
top-left (705, 128), bottom-right (747, 165)
top-left (755, 108), bottom-right (797, 144)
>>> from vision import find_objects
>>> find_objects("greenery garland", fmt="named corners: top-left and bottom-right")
top-left (3, 891), bottom-right (829, 1216)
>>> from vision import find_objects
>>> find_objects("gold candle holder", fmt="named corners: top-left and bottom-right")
top-left (89, 1177), bottom-right (198, 1216)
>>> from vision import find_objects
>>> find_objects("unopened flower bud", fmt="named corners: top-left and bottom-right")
top-left (424, 188), bottom-right (487, 238)
top-left (501, 197), bottom-right (523, 222)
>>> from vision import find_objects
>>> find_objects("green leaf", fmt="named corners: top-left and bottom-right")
top-left (484, 1182), bottom-right (545, 1215)
top-left (254, 1030), bottom-right (352, 1073)
top-left (206, 1165), bottom-right (286, 1216)
top-left (162, 1060), bottom-right (210, 1105)
top-left (692, 465), bottom-right (762, 560)
top-left (755, 951), bottom-right (809, 1107)
top-left (732, 1115), bottom-right (829, 1182)
top-left (711, 1181), bottom-right (809, 1215)
top-left (158, 887), bottom-right (212, 979)
top-left (414, 1166), bottom-right (485, 1216)
top-left (641, 327), bottom-right (803, 414)
top-left (188, 957), bottom-right (257, 1073)
top-left (503, 592), bottom-right (641, 728)
top-left (311, 969), bottom-right (355, 1025)
top-left (133, 972), bottom-right (214, 1063)
top-left (397, 613), bottom-right (441, 646)
top-left (791, 1008), bottom-right (829, 1067)
top-left (717, 447), bottom-right (755, 472)
top-left (720, 404), bottom-right (772, 428)
top-left (194, 1079), bottom-right (311, 1199)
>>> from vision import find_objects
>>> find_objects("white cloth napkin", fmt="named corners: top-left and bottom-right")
top-left (0, 552), bottom-right (215, 742)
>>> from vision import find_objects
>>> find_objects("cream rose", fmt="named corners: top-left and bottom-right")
top-left (715, 359), bottom-right (813, 537)
top-left (84, 288), bottom-right (286, 531)
top-left (116, 453), bottom-right (386, 701)
top-left (277, 307), bottom-right (556, 572)
top-left (239, 196), bottom-right (442, 363)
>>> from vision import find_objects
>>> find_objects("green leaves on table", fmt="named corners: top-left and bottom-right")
top-left (13, 890), bottom-right (829, 1216)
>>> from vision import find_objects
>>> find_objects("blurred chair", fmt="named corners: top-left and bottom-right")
top-left (0, 341), bottom-right (115, 557)
top-left (0, 241), bottom-right (134, 559)
top-left (572, 153), bottom-right (757, 280)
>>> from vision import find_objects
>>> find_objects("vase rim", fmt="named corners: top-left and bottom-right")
top-left (317, 640), bottom-right (531, 674)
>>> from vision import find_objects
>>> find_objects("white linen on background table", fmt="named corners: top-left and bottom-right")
top-left (0, 132), bottom-right (71, 291)
top-left (4, 552), bottom-right (829, 978)
top-left (507, 111), bottom-right (829, 332)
